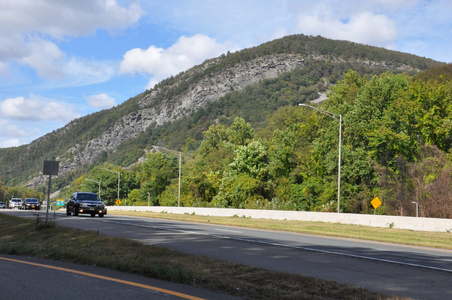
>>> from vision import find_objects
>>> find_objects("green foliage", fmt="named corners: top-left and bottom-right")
top-left (213, 140), bottom-right (273, 208)
top-left (135, 152), bottom-right (179, 206)
top-left (415, 63), bottom-right (452, 83)
top-left (0, 184), bottom-right (45, 203)
top-left (51, 69), bottom-right (452, 216)
top-left (58, 163), bottom-right (139, 205)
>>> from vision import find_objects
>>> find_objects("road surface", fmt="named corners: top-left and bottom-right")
top-left (2, 210), bottom-right (452, 299)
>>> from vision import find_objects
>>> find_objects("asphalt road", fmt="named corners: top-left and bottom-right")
top-left (0, 254), bottom-right (238, 300)
top-left (3, 209), bottom-right (452, 299)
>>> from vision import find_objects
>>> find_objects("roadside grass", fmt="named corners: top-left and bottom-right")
top-left (0, 213), bottom-right (405, 300)
top-left (109, 210), bottom-right (452, 250)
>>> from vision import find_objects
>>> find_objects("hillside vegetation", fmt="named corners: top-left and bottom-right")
top-left (61, 66), bottom-right (452, 218)
top-left (0, 35), bottom-right (450, 217)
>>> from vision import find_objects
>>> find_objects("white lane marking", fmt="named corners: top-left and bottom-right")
top-left (103, 219), bottom-right (452, 274)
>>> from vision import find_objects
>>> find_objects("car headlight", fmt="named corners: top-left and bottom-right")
top-left (79, 203), bottom-right (88, 208)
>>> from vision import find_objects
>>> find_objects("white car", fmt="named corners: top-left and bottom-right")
top-left (10, 198), bottom-right (23, 209)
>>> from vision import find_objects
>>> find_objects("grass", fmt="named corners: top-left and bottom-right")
top-left (0, 212), bottom-right (425, 300)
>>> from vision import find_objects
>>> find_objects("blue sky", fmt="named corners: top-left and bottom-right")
top-left (0, 0), bottom-right (451, 148)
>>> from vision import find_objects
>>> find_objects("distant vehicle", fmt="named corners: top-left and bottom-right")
top-left (66, 192), bottom-right (106, 217)
top-left (10, 198), bottom-right (23, 209)
top-left (22, 198), bottom-right (41, 210)
top-left (0, 201), bottom-right (5, 209)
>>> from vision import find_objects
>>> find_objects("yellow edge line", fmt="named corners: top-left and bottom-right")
top-left (0, 256), bottom-right (205, 300)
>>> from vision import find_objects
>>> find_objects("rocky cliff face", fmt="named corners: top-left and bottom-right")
top-left (25, 53), bottom-right (418, 188)
top-left (56, 54), bottom-right (308, 176)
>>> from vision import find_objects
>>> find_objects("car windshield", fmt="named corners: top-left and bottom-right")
top-left (12, 200), bottom-right (21, 202)
top-left (25, 199), bottom-right (39, 203)
top-left (77, 193), bottom-right (99, 201)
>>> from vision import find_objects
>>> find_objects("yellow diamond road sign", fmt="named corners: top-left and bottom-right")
top-left (371, 197), bottom-right (382, 209)
top-left (115, 199), bottom-right (121, 206)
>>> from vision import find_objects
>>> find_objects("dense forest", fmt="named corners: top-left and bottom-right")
top-left (0, 35), bottom-right (450, 218)
top-left (147, 67), bottom-right (451, 218)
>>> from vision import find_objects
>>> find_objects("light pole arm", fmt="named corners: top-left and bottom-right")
top-left (299, 103), bottom-right (340, 121)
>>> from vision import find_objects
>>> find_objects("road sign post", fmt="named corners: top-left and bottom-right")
top-left (43, 161), bottom-right (59, 224)
top-left (371, 197), bottom-right (382, 215)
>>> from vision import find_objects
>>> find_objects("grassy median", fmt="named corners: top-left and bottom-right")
top-left (0, 212), bottom-right (428, 299)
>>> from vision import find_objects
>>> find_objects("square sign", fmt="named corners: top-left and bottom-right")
top-left (43, 161), bottom-right (59, 175)
top-left (371, 197), bottom-right (382, 209)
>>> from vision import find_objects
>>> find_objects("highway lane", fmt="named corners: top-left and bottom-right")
top-left (0, 254), bottom-right (238, 300)
top-left (3, 210), bottom-right (452, 299)
top-left (99, 213), bottom-right (452, 273)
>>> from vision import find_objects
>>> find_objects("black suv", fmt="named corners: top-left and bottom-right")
top-left (66, 192), bottom-right (107, 217)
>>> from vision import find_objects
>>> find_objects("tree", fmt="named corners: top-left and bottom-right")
top-left (409, 145), bottom-right (452, 218)
top-left (213, 140), bottom-right (273, 208)
top-left (227, 117), bottom-right (255, 146)
top-left (136, 152), bottom-right (178, 206)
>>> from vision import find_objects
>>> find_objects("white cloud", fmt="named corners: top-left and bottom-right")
top-left (0, 61), bottom-right (7, 76)
top-left (0, 0), bottom-right (144, 81)
top-left (19, 37), bottom-right (66, 80)
top-left (0, 0), bottom-right (144, 40)
top-left (60, 57), bottom-right (117, 87)
top-left (0, 119), bottom-right (30, 147)
top-left (0, 96), bottom-right (79, 122)
top-left (296, 12), bottom-right (397, 49)
top-left (118, 34), bottom-right (238, 88)
top-left (0, 120), bottom-right (29, 138)
top-left (86, 93), bottom-right (117, 109)
top-left (0, 138), bottom-right (20, 148)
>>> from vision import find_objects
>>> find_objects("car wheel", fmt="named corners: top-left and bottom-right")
top-left (98, 213), bottom-right (104, 218)
top-left (66, 208), bottom-right (71, 216)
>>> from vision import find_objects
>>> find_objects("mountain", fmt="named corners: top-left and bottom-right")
top-left (0, 34), bottom-right (443, 189)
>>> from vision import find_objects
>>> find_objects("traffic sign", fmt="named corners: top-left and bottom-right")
top-left (115, 199), bottom-right (121, 205)
top-left (371, 197), bottom-right (382, 209)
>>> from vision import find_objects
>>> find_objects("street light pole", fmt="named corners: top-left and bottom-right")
top-left (299, 103), bottom-right (342, 213)
top-left (152, 145), bottom-right (181, 207)
top-left (101, 168), bottom-right (121, 205)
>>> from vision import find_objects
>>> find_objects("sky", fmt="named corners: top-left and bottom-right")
top-left (0, 0), bottom-right (451, 148)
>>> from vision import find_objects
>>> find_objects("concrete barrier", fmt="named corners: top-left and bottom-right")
top-left (107, 206), bottom-right (452, 232)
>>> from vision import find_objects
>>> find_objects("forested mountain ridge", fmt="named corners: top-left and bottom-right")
top-left (0, 34), bottom-right (443, 192)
